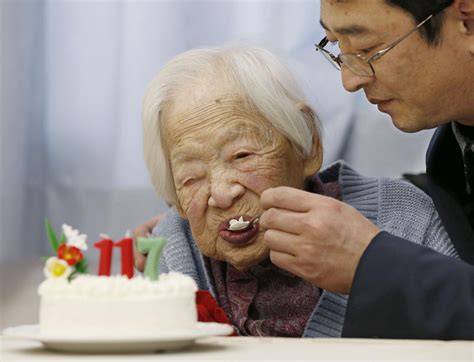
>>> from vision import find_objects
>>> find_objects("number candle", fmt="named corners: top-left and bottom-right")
top-left (94, 235), bottom-right (114, 276)
top-left (115, 237), bottom-right (134, 279)
top-left (136, 237), bottom-right (167, 280)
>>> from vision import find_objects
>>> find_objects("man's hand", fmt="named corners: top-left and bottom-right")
top-left (260, 186), bottom-right (379, 294)
top-left (133, 214), bottom-right (163, 272)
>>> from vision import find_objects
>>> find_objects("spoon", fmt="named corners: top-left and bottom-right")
top-left (227, 215), bottom-right (261, 232)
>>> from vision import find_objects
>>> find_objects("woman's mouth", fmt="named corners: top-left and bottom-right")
top-left (218, 215), bottom-right (260, 246)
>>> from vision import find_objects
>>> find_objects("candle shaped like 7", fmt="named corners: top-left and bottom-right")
top-left (94, 237), bottom-right (114, 276)
top-left (136, 237), bottom-right (167, 280)
top-left (115, 237), bottom-right (134, 278)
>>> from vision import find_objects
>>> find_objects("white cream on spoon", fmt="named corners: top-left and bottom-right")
top-left (227, 215), bottom-right (260, 231)
top-left (228, 216), bottom-right (250, 231)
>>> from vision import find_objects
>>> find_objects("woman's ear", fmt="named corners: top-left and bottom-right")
top-left (175, 200), bottom-right (187, 219)
top-left (303, 135), bottom-right (323, 177)
top-left (296, 102), bottom-right (324, 177)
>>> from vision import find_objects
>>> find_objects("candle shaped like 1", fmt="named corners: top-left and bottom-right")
top-left (94, 237), bottom-right (114, 276)
top-left (136, 237), bottom-right (167, 280)
top-left (115, 237), bottom-right (134, 279)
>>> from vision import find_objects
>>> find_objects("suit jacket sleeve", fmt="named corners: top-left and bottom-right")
top-left (342, 231), bottom-right (474, 339)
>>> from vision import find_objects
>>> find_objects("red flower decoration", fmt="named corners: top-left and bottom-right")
top-left (196, 290), bottom-right (237, 336)
top-left (57, 243), bottom-right (83, 266)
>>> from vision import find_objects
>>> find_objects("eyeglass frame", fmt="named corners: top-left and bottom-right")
top-left (315, 12), bottom-right (436, 77)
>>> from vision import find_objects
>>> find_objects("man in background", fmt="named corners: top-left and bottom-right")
top-left (261, 0), bottom-right (473, 339)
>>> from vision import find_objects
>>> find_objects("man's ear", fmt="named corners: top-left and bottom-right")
top-left (296, 102), bottom-right (324, 177)
top-left (453, 0), bottom-right (474, 35)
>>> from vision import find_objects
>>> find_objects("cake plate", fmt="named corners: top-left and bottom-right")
top-left (2, 322), bottom-right (234, 353)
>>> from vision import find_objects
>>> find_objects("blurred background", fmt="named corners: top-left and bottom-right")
top-left (1, 0), bottom-right (435, 266)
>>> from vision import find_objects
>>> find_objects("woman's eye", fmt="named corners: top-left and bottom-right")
top-left (235, 152), bottom-right (253, 160)
top-left (181, 177), bottom-right (199, 187)
top-left (183, 178), bottom-right (198, 187)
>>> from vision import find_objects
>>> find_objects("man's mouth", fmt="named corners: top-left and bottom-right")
top-left (369, 97), bottom-right (389, 105)
top-left (368, 97), bottom-right (395, 112)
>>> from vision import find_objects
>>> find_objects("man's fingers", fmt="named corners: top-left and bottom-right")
top-left (260, 207), bottom-right (307, 235)
top-left (134, 252), bottom-right (147, 272)
top-left (133, 225), bottom-right (150, 239)
top-left (132, 214), bottom-right (166, 272)
top-left (261, 186), bottom-right (322, 212)
top-left (268, 249), bottom-right (299, 276)
top-left (145, 214), bottom-right (163, 230)
top-left (133, 214), bottom-right (164, 239)
top-left (263, 229), bottom-right (299, 256)
top-left (133, 226), bottom-right (149, 273)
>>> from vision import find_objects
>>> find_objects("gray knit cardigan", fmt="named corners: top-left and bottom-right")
top-left (153, 161), bottom-right (459, 338)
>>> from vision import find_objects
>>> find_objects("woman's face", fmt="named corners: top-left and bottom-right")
top-left (164, 96), bottom-right (313, 271)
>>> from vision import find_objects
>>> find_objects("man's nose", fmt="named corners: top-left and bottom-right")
top-left (341, 66), bottom-right (374, 92)
top-left (208, 179), bottom-right (245, 209)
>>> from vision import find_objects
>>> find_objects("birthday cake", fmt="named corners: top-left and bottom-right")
top-left (37, 223), bottom-right (198, 338)
top-left (38, 273), bottom-right (198, 338)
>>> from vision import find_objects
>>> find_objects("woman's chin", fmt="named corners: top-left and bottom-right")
top-left (226, 249), bottom-right (270, 272)
top-left (196, 233), bottom-right (269, 270)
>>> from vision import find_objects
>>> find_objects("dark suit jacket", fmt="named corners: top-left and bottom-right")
top-left (342, 124), bottom-right (474, 340)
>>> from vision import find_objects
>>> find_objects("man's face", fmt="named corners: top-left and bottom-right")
top-left (163, 94), bottom-right (311, 271)
top-left (320, 0), bottom-right (473, 132)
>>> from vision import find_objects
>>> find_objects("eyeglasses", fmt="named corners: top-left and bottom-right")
top-left (315, 13), bottom-right (436, 77)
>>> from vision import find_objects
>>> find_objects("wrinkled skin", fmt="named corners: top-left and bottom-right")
top-left (163, 94), bottom-right (321, 271)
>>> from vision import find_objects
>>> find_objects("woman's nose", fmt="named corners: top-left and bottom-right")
top-left (341, 66), bottom-right (374, 92)
top-left (208, 181), bottom-right (245, 209)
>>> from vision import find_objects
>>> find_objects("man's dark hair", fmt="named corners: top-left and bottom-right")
top-left (385, 0), bottom-right (454, 45)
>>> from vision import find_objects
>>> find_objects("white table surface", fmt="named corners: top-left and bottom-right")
top-left (1, 335), bottom-right (473, 361)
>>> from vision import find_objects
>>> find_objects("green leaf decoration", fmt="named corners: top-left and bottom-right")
top-left (68, 271), bottom-right (78, 281)
top-left (45, 219), bottom-right (60, 252)
top-left (75, 259), bottom-right (88, 274)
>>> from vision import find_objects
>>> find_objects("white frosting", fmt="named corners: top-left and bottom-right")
top-left (38, 272), bottom-right (197, 297)
top-left (228, 216), bottom-right (250, 231)
top-left (38, 273), bottom-right (198, 337)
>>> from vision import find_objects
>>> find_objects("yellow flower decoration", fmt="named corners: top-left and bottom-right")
top-left (44, 257), bottom-right (73, 279)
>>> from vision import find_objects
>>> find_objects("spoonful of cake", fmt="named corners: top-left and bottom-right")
top-left (227, 215), bottom-right (260, 232)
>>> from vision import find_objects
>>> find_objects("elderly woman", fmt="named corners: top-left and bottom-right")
top-left (140, 45), bottom-right (458, 337)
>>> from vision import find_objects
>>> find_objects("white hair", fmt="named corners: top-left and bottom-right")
top-left (142, 45), bottom-right (322, 205)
